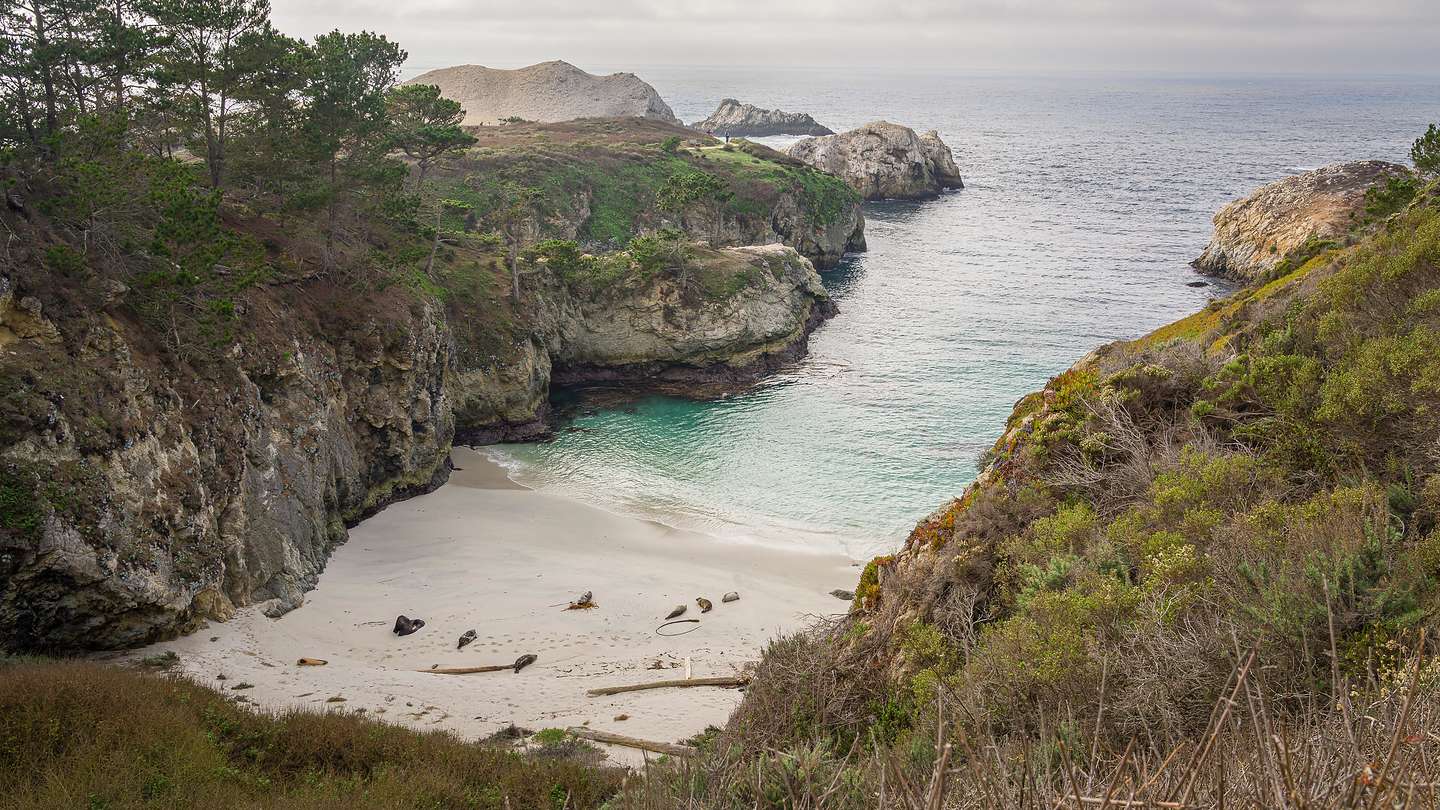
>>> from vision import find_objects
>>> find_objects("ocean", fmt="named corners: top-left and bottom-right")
top-left (488, 69), bottom-right (1440, 560)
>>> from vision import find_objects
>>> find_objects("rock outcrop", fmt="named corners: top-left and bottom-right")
top-left (448, 121), bottom-right (866, 271)
top-left (1192, 160), bottom-right (1410, 281)
top-left (0, 240), bottom-right (832, 649)
top-left (694, 99), bottom-right (833, 137)
top-left (0, 280), bottom-right (455, 650)
top-left (406, 60), bottom-right (680, 127)
top-left (541, 244), bottom-right (836, 394)
top-left (787, 122), bottom-right (964, 201)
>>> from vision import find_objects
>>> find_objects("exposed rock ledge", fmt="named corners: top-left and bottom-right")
top-left (406, 60), bottom-right (680, 127)
top-left (1192, 161), bottom-right (1410, 281)
top-left (0, 244), bottom-right (832, 650)
top-left (787, 122), bottom-right (964, 201)
top-left (694, 99), bottom-right (834, 137)
top-left (451, 244), bottom-right (836, 443)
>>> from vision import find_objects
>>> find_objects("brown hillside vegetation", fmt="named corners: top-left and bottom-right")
top-left (0, 658), bottom-right (625, 809)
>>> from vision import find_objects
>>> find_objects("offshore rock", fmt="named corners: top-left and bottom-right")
top-left (694, 99), bottom-right (834, 137)
top-left (788, 121), bottom-right (964, 201)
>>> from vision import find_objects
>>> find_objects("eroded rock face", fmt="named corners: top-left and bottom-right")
top-left (406, 60), bottom-right (680, 126)
top-left (1, 242), bottom-right (833, 650)
top-left (694, 99), bottom-right (833, 137)
top-left (787, 122), bottom-right (965, 201)
top-left (1192, 161), bottom-right (1410, 281)
top-left (0, 283), bottom-right (455, 650)
top-left (537, 244), bottom-right (836, 393)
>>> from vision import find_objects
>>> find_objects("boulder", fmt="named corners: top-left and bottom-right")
top-left (1192, 161), bottom-right (1411, 281)
top-left (787, 121), bottom-right (964, 201)
top-left (406, 60), bottom-right (680, 127)
top-left (694, 99), bottom-right (833, 137)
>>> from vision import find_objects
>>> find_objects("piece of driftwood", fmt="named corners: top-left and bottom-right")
top-left (567, 727), bottom-right (696, 757)
top-left (419, 664), bottom-right (510, 674)
top-left (586, 675), bottom-right (750, 697)
top-left (296, 657), bottom-right (328, 666)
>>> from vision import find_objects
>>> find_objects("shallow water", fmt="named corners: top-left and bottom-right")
top-left (491, 69), bottom-right (1440, 559)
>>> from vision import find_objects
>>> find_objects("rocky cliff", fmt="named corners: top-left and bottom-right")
top-left (1, 270), bottom-right (456, 650)
top-left (437, 119), bottom-right (865, 270)
top-left (1192, 160), bottom-right (1410, 281)
top-left (1, 187), bottom-right (834, 652)
top-left (406, 60), bottom-right (680, 126)
top-left (787, 121), bottom-right (964, 201)
top-left (693, 99), bottom-right (834, 137)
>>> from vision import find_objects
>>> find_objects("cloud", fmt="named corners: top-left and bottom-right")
top-left (270, 0), bottom-right (1440, 74)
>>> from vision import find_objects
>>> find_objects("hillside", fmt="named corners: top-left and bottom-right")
top-left (406, 60), bottom-right (680, 126)
top-left (439, 119), bottom-right (865, 269)
top-left (638, 177), bottom-right (1440, 805)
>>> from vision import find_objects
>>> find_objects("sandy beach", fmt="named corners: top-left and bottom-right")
top-left (117, 447), bottom-right (858, 764)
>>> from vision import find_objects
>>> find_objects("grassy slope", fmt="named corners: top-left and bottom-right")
top-left (432, 119), bottom-right (858, 249)
top-left (629, 182), bottom-right (1440, 806)
top-left (0, 658), bottom-right (624, 810)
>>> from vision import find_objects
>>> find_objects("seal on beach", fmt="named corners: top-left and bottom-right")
top-left (722, 592), bottom-right (740, 603)
top-left (457, 629), bottom-right (477, 649)
top-left (393, 615), bottom-right (426, 636)
top-left (696, 597), bottom-right (713, 613)
top-left (513, 654), bottom-right (537, 673)
top-left (665, 604), bottom-right (687, 620)
top-left (830, 589), bottom-right (855, 601)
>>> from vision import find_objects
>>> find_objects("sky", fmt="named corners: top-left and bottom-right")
top-left (271, 0), bottom-right (1440, 77)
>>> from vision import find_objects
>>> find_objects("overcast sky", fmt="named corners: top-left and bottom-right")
top-left (271, 0), bottom-right (1440, 77)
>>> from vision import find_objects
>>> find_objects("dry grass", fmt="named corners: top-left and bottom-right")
top-left (618, 640), bottom-right (1440, 809)
top-left (0, 657), bottom-right (625, 809)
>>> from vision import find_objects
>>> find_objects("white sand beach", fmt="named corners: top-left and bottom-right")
top-left (117, 448), bottom-right (857, 764)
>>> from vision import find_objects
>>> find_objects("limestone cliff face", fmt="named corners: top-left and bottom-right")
top-left (406, 61), bottom-right (680, 126)
top-left (0, 278), bottom-right (454, 650)
top-left (660, 187), bottom-right (866, 272)
top-left (694, 99), bottom-right (834, 137)
top-left (1, 242), bottom-right (833, 649)
top-left (1192, 161), bottom-right (1410, 281)
top-left (787, 122), bottom-right (965, 201)
top-left (539, 244), bottom-right (835, 392)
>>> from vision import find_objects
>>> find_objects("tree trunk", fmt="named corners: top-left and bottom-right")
top-left (424, 205), bottom-right (441, 276)
top-left (33, 3), bottom-right (59, 137)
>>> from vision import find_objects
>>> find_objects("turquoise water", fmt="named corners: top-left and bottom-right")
top-left (492, 70), bottom-right (1440, 559)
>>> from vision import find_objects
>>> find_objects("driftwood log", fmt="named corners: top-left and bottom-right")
top-left (567, 727), bottom-right (696, 757)
top-left (418, 664), bottom-right (510, 674)
top-left (586, 675), bottom-right (750, 697)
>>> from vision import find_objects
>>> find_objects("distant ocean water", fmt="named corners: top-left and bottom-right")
top-left (488, 69), bottom-right (1440, 560)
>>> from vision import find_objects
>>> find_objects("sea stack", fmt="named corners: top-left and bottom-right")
top-left (787, 121), bottom-right (964, 201)
top-left (1192, 161), bottom-right (1411, 281)
top-left (405, 60), bottom-right (680, 126)
top-left (694, 99), bottom-right (834, 137)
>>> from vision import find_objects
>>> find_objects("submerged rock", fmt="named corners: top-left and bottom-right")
top-left (1192, 161), bottom-right (1411, 281)
top-left (406, 60), bottom-right (679, 126)
top-left (787, 122), bottom-right (964, 201)
top-left (694, 98), bottom-right (833, 137)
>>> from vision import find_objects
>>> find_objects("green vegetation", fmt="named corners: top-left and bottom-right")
top-left (627, 165), bottom-right (1440, 807)
top-left (430, 128), bottom-right (858, 255)
top-left (1414, 122), bottom-right (1440, 176)
top-left (0, 658), bottom-right (623, 809)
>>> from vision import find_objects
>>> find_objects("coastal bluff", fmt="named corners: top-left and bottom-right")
top-left (406, 60), bottom-right (680, 126)
top-left (1192, 160), bottom-right (1411, 281)
top-left (787, 121), bottom-right (964, 200)
top-left (694, 99), bottom-right (834, 137)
